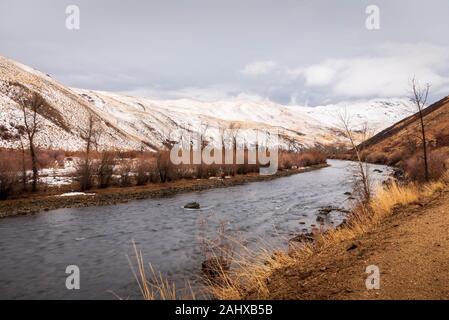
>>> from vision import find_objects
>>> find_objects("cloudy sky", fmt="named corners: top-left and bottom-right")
top-left (1, 0), bottom-right (449, 105)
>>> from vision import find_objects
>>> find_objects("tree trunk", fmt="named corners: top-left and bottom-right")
top-left (418, 110), bottom-right (429, 181)
top-left (29, 143), bottom-right (38, 192)
top-left (20, 141), bottom-right (27, 191)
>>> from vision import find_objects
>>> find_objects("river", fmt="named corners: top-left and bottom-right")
top-left (0, 160), bottom-right (392, 299)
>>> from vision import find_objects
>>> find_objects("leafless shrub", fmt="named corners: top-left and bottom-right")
top-left (405, 149), bottom-right (448, 182)
top-left (338, 109), bottom-right (372, 203)
top-left (387, 150), bottom-right (405, 166)
top-left (119, 162), bottom-right (133, 187)
top-left (156, 150), bottom-right (175, 182)
top-left (38, 150), bottom-right (66, 168)
top-left (204, 163), bottom-right (222, 178)
top-left (176, 164), bottom-right (197, 180)
top-left (278, 150), bottom-right (326, 170)
top-left (198, 218), bottom-right (235, 280)
top-left (135, 158), bottom-right (152, 186)
top-left (0, 152), bottom-right (20, 200)
top-left (298, 151), bottom-right (327, 167)
top-left (76, 160), bottom-right (96, 191)
top-left (97, 151), bottom-right (116, 188)
top-left (278, 153), bottom-right (292, 170)
top-left (435, 131), bottom-right (449, 148)
top-left (365, 151), bottom-right (388, 164)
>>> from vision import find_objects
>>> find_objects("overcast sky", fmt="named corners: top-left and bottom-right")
top-left (1, 0), bottom-right (449, 105)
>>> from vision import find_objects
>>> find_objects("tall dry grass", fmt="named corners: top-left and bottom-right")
top-left (319, 180), bottom-right (443, 249)
top-left (204, 239), bottom-right (315, 300)
top-left (128, 241), bottom-right (196, 300)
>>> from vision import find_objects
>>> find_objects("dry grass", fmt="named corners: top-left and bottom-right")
top-left (205, 177), bottom-right (448, 300)
top-left (319, 180), bottom-right (443, 248)
top-left (128, 241), bottom-right (195, 300)
top-left (370, 182), bottom-right (420, 216)
top-left (205, 240), bottom-right (313, 300)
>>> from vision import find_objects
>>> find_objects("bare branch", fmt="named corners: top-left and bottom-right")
top-left (338, 108), bottom-right (371, 203)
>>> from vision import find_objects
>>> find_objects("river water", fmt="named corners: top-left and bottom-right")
top-left (0, 160), bottom-right (391, 299)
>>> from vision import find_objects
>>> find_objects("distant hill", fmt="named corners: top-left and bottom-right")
top-left (0, 55), bottom-right (411, 151)
top-left (359, 95), bottom-right (449, 167)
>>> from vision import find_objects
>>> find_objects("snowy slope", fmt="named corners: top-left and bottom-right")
top-left (0, 56), bottom-right (411, 151)
top-left (297, 99), bottom-right (411, 133)
top-left (0, 56), bottom-right (145, 151)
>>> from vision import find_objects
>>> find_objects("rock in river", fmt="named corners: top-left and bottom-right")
top-left (184, 202), bottom-right (200, 209)
top-left (289, 232), bottom-right (315, 244)
top-left (318, 206), bottom-right (334, 215)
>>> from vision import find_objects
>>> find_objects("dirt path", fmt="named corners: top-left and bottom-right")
top-left (268, 189), bottom-right (449, 300)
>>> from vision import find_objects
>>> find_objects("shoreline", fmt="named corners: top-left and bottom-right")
top-left (0, 163), bottom-right (329, 219)
top-left (262, 186), bottom-right (448, 300)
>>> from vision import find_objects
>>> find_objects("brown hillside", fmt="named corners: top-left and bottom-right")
top-left (359, 95), bottom-right (449, 168)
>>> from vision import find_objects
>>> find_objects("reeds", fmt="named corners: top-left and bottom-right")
top-left (128, 240), bottom-right (195, 300)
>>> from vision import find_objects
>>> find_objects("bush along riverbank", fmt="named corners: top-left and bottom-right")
top-left (0, 163), bottom-right (329, 218)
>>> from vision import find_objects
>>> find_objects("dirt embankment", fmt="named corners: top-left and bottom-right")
top-left (0, 163), bottom-right (328, 218)
top-left (266, 188), bottom-right (449, 300)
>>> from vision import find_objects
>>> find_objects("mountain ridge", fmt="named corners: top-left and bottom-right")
top-left (0, 56), bottom-right (412, 151)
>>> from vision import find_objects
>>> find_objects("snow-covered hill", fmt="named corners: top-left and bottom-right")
top-left (0, 56), bottom-right (411, 151)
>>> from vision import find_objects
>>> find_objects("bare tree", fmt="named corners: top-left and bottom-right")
top-left (80, 114), bottom-right (101, 162)
top-left (1, 82), bottom-right (44, 192)
top-left (338, 109), bottom-right (371, 203)
top-left (22, 93), bottom-right (44, 192)
top-left (410, 78), bottom-right (431, 181)
top-left (78, 114), bottom-right (101, 190)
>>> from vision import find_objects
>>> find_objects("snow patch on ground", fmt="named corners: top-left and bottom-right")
top-left (58, 192), bottom-right (95, 197)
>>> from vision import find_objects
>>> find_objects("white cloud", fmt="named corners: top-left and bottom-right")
top-left (294, 43), bottom-right (449, 98)
top-left (121, 85), bottom-right (265, 102)
top-left (303, 63), bottom-right (339, 86)
top-left (241, 60), bottom-right (277, 76)
top-left (124, 43), bottom-right (449, 105)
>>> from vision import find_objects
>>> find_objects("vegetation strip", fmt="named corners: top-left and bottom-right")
top-left (0, 163), bottom-right (328, 218)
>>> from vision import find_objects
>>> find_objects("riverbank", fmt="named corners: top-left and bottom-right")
top-left (265, 184), bottom-right (449, 299)
top-left (0, 163), bottom-right (329, 218)
top-left (207, 177), bottom-right (449, 300)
